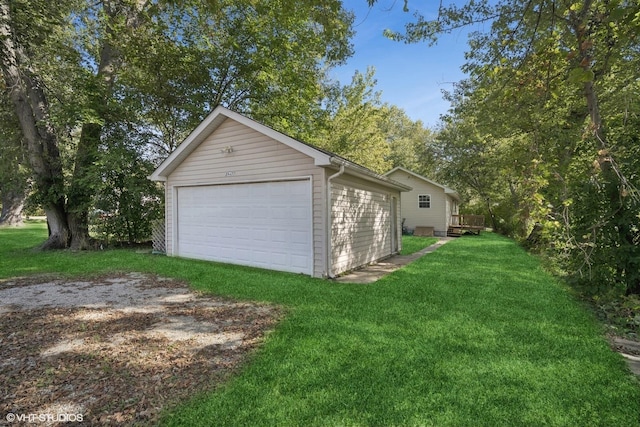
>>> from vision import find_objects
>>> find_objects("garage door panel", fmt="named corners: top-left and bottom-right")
top-left (271, 229), bottom-right (288, 243)
top-left (291, 254), bottom-right (310, 269)
top-left (235, 248), bottom-right (252, 262)
top-left (269, 252), bottom-right (288, 266)
top-left (177, 180), bottom-right (312, 274)
top-left (270, 207), bottom-right (288, 219)
top-left (235, 227), bottom-right (252, 240)
top-left (290, 206), bottom-right (309, 220)
top-left (252, 228), bottom-right (269, 242)
top-left (253, 207), bottom-right (270, 219)
top-left (291, 230), bottom-right (309, 244)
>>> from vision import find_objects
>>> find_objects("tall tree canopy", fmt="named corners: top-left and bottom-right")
top-left (310, 67), bottom-right (391, 173)
top-left (0, 0), bottom-right (354, 248)
top-left (376, 0), bottom-right (640, 295)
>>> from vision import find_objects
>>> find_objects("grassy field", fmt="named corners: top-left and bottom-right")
top-left (2, 222), bottom-right (639, 426)
top-left (399, 235), bottom-right (438, 255)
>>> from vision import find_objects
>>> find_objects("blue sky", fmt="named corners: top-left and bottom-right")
top-left (331, 1), bottom-right (477, 128)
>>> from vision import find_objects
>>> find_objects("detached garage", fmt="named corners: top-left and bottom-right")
top-left (150, 106), bottom-right (410, 278)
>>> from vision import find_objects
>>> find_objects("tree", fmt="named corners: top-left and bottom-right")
top-left (376, 0), bottom-right (640, 295)
top-left (92, 123), bottom-right (163, 244)
top-left (380, 105), bottom-right (438, 177)
top-left (123, 0), bottom-right (354, 159)
top-left (0, 0), bottom-right (69, 246)
top-left (1, 0), bottom-right (354, 248)
top-left (310, 68), bottom-right (392, 173)
top-left (0, 92), bottom-right (29, 226)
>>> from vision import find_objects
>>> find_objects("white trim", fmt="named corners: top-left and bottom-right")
top-left (391, 196), bottom-right (398, 253)
top-left (170, 175), bottom-right (313, 189)
top-left (329, 158), bottom-right (411, 192)
top-left (418, 194), bottom-right (432, 209)
top-left (307, 175), bottom-right (315, 276)
top-left (326, 165), bottom-right (345, 278)
top-left (172, 185), bottom-right (179, 257)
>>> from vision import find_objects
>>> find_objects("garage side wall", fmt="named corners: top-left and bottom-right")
top-left (165, 118), bottom-right (326, 277)
top-left (330, 175), bottom-right (401, 275)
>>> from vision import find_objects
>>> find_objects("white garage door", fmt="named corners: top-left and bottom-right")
top-left (176, 180), bottom-right (312, 274)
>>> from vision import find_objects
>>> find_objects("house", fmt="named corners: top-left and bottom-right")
top-left (149, 106), bottom-right (411, 278)
top-left (384, 167), bottom-right (460, 237)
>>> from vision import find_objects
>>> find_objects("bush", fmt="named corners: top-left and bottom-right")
top-left (91, 132), bottom-right (164, 244)
top-left (592, 294), bottom-right (640, 339)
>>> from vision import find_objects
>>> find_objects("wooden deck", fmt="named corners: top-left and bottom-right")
top-left (447, 214), bottom-right (485, 237)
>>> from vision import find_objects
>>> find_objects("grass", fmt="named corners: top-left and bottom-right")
top-left (2, 222), bottom-right (639, 426)
top-left (400, 235), bottom-right (439, 255)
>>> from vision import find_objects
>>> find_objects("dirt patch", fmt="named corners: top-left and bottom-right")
top-left (0, 273), bottom-right (282, 425)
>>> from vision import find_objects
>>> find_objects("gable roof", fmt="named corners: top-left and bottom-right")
top-left (149, 106), bottom-right (411, 192)
top-left (385, 166), bottom-right (460, 201)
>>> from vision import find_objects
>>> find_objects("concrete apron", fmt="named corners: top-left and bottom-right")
top-left (333, 237), bottom-right (454, 284)
top-left (612, 338), bottom-right (640, 378)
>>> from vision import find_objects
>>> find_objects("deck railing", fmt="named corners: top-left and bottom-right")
top-left (451, 214), bottom-right (485, 228)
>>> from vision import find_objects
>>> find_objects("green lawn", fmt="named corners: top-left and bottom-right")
top-left (400, 235), bottom-right (439, 255)
top-left (1, 222), bottom-right (639, 426)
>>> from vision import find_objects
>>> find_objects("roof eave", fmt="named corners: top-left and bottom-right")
top-left (385, 166), bottom-right (458, 195)
top-left (445, 189), bottom-right (462, 201)
top-left (330, 158), bottom-right (412, 192)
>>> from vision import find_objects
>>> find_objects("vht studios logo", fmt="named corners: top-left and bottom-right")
top-left (6, 412), bottom-right (84, 423)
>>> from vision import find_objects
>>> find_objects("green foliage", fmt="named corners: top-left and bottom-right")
top-left (593, 294), bottom-right (640, 338)
top-left (91, 125), bottom-right (163, 244)
top-left (381, 105), bottom-right (438, 177)
top-left (564, 163), bottom-right (640, 297)
top-left (291, 70), bottom-right (438, 176)
top-left (309, 68), bottom-right (391, 173)
top-left (392, 0), bottom-right (640, 296)
top-left (119, 0), bottom-right (354, 158)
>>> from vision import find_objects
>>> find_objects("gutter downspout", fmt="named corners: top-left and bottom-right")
top-left (326, 163), bottom-right (345, 278)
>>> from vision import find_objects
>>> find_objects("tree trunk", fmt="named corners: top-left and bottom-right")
top-left (65, 0), bottom-right (146, 249)
top-left (0, 0), bottom-right (70, 248)
top-left (67, 121), bottom-right (102, 249)
top-left (0, 188), bottom-right (25, 226)
top-left (66, 21), bottom-right (118, 249)
top-left (41, 204), bottom-right (70, 249)
top-left (484, 197), bottom-right (499, 231)
top-left (570, 1), bottom-right (640, 294)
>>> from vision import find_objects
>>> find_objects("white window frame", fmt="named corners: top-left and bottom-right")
top-left (418, 194), bottom-right (431, 209)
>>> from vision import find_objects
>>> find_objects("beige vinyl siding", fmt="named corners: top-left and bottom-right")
top-left (165, 117), bottom-right (326, 277)
top-left (387, 170), bottom-right (449, 235)
top-left (330, 176), bottom-right (398, 275)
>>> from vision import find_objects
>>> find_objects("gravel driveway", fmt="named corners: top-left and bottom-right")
top-left (0, 272), bottom-right (281, 425)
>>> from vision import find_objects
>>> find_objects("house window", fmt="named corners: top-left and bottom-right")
top-left (418, 194), bottom-right (431, 208)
